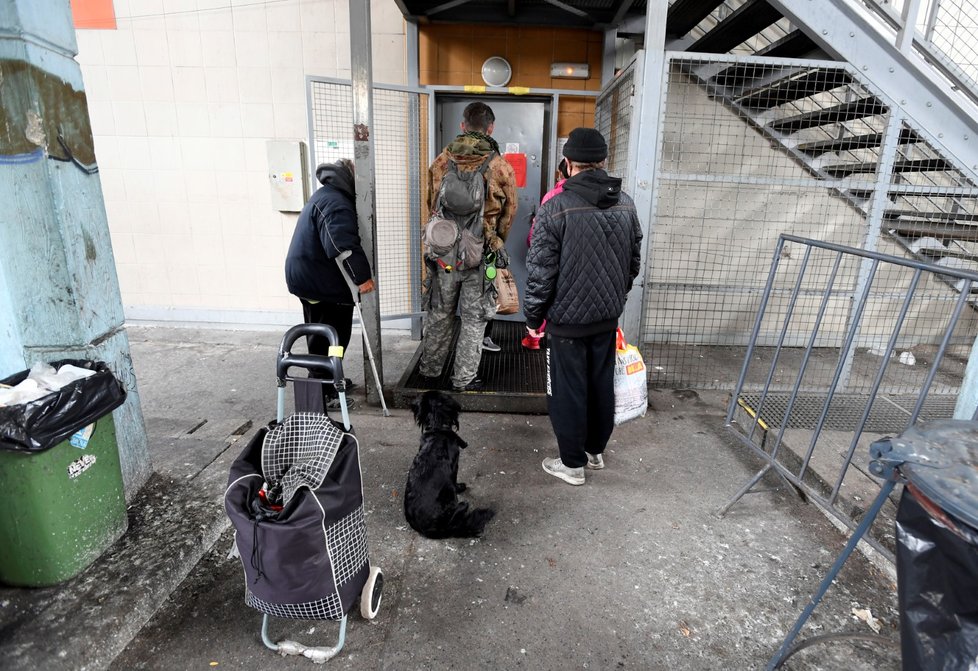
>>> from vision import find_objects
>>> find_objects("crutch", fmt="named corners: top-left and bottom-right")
top-left (336, 250), bottom-right (390, 416)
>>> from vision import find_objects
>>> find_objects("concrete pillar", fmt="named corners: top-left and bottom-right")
top-left (0, 0), bottom-right (151, 497)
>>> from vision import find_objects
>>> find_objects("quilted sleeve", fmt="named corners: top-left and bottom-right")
top-left (524, 206), bottom-right (561, 330)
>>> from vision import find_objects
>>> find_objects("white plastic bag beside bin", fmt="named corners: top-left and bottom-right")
top-left (614, 329), bottom-right (648, 425)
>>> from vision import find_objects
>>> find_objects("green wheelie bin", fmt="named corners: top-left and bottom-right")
top-left (0, 360), bottom-right (128, 586)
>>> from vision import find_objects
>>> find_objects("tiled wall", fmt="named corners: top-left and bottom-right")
top-left (75, 0), bottom-right (407, 323)
top-left (418, 24), bottom-right (600, 136)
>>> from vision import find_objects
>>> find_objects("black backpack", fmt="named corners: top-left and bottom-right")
top-left (423, 155), bottom-right (494, 272)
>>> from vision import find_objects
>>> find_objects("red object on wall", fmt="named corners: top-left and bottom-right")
top-left (504, 153), bottom-right (527, 188)
top-left (70, 0), bottom-right (117, 30)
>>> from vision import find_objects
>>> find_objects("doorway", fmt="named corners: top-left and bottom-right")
top-left (436, 95), bottom-right (553, 322)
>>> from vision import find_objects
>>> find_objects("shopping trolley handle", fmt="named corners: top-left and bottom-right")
top-left (276, 324), bottom-right (345, 385)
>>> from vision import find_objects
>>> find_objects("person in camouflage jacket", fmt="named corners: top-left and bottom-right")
top-left (420, 102), bottom-right (518, 391)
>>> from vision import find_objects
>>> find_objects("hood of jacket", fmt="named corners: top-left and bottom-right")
top-left (315, 161), bottom-right (355, 200)
top-left (563, 169), bottom-right (621, 209)
top-left (445, 133), bottom-right (500, 167)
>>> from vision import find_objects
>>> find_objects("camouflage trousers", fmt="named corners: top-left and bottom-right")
top-left (420, 265), bottom-right (496, 388)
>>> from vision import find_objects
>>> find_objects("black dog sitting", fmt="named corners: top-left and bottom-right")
top-left (404, 391), bottom-right (495, 539)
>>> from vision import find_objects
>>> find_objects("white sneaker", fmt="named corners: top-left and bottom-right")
top-left (542, 457), bottom-right (585, 485)
top-left (585, 452), bottom-right (605, 470)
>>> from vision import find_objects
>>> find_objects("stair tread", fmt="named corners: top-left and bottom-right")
top-left (736, 69), bottom-right (852, 109)
top-left (884, 209), bottom-right (978, 222)
top-left (768, 97), bottom-right (887, 134)
top-left (824, 157), bottom-right (951, 177)
top-left (798, 128), bottom-right (918, 156)
top-left (667, 0), bottom-right (727, 38)
top-left (689, 0), bottom-right (783, 53)
top-left (888, 221), bottom-right (978, 242)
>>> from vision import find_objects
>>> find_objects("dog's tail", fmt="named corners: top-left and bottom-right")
top-left (447, 505), bottom-right (496, 538)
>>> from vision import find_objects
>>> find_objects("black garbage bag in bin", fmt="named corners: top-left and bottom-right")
top-left (0, 359), bottom-right (127, 453)
top-left (896, 484), bottom-right (978, 670)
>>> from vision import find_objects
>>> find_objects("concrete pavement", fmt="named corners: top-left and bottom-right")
top-left (0, 325), bottom-right (900, 670)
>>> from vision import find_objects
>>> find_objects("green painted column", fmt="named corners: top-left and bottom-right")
top-left (0, 0), bottom-right (150, 496)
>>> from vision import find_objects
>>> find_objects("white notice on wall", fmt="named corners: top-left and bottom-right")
top-left (505, 143), bottom-right (519, 154)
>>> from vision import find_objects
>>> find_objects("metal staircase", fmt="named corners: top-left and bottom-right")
top-left (664, 0), bottom-right (978, 297)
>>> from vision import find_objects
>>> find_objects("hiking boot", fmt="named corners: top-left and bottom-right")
top-left (542, 457), bottom-right (585, 485)
top-left (521, 335), bottom-right (541, 350)
top-left (325, 395), bottom-right (357, 411)
top-left (482, 336), bottom-right (501, 352)
top-left (452, 377), bottom-right (484, 392)
top-left (585, 452), bottom-right (605, 470)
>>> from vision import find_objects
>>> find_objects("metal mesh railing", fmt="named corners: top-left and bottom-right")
top-left (642, 55), bottom-right (978, 391)
top-left (308, 79), bottom-right (428, 319)
top-left (595, 62), bottom-right (636, 185)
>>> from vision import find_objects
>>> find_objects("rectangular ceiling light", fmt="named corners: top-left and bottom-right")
top-left (550, 62), bottom-right (589, 79)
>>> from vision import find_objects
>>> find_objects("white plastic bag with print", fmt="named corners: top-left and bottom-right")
top-left (614, 328), bottom-right (648, 425)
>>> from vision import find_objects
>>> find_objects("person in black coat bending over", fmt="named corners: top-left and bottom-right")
top-left (285, 159), bottom-right (375, 410)
top-left (524, 128), bottom-right (643, 485)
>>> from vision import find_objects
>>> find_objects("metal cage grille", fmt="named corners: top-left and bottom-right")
top-left (308, 79), bottom-right (428, 319)
top-left (640, 55), bottom-right (978, 392)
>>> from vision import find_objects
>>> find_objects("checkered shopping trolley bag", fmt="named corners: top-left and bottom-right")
top-left (224, 324), bottom-right (383, 662)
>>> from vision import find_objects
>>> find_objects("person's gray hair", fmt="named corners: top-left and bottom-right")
top-left (336, 158), bottom-right (355, 176)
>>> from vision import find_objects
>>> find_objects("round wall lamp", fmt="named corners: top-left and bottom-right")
top-left (481, 56), bottom-right (512, 87)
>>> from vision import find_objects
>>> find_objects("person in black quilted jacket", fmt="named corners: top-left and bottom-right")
top-left (285, 159), bottom-right (375, 410)
top-left (525, 128), bottom-right (643, 486)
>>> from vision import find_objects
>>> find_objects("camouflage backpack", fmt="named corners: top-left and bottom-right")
top-left (423, 156), bottom-right (494, 272)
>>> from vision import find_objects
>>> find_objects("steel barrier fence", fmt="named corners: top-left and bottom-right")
top-left (719, 234), bottom-right (978, 561)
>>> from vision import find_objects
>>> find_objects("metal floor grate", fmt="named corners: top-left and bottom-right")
top-left (395, 320), bottom-right (548, 412)
top-left (738, 392), bottom-right (959, 433)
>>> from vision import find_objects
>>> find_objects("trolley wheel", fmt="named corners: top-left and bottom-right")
top-left (360, 566), bottom-right (383, 620)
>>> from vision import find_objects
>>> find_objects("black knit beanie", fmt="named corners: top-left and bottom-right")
top-left (562, 127), bottom-right (608, 162)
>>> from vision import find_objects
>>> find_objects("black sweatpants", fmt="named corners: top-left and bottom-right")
top-left (546, 330), bottom-right (617, 469)
top-left (300, 299), bottom-right (354, 399)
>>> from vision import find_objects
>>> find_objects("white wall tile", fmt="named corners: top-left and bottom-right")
top-left (204, 68), bottom-right (240, 102)
top-left (334, 33), bottom-right (351, 70)
top-left (266, 1), bottom-right (300, 31)
top-left (168, 31), bottom-right (204, 67)
top-left (162, 0), bottom-right (195, 13)
top-left (123, 169), bottom-right (157, 202)
top-left (144, 102), bottom-right (178, 135)
top-left (133, 235), bottom-right (168, 265)
top-left (299, 0), bottom-right (333, 33)
top-left (120, 136), bottom-right (151, 169)
top-left (112, 101), bottom-right (148, 135)
top-left (302, 33), bottom-right (338, 75)
top-left (230, 2), bottom-right (267, 32)
top-left (115, 263), bottom-right (143, 293)
top-left (164, 11), bottom-right (199, 34)
top-left (198, 6), bottom-right (234, 32)
top-left (212, 138), bottom-right (247, 168)
top-left (181, 136), bottom-right (218, 171)
top-left (372, 35), bottom-right (405, 78)
top-left (106, 65), bottom-right (142, 101)
top-left (240, 103), bottom-right (275, 137)
top-left (172, 66), bottom-right (207, 102)
top-left (234, 31), bottom-right (270, 67)
top-left (269, 67), bottom-right (305, 104)
top-left (75, 31), bottom-right (104, 66)
top-left (241, 138), bottom-right (268, 171)
top-left (267, 32), bottom-right (303, 70)
top-left (184, 169), bottom-right (219, 202)
top-left (101, 30), bottom-right (138, 65)
top-left (201, 30), bottom-right (237, 67)
top-left (176, 102), bottom-right (211, 136)
top-left (237, 67), bottom-right (272, 103)
top-left (147, 136), bottom-right (183, 169)
top-left (157, 201), bottom-right (192, 236)
top-left (272, 102), bottom-right (308, 138)
top-left (88, 100), bottom-right (116, 136)
top-left (192, 237), bottom-right (225, 265)
top-left (81, 64), bottom-right (109, 100)
top-left (133, 29), bottom-right (170, 66)
top-left (209, 103), bottom-right (243, 137)
top-left (165, 259), bottom-right (199, 291)
top-left (138, 65), bottom-right (175, 102)
top-left (188, 203), bottom-right (222, 236)
top-left (371, 2), bottom-right (405, 34)
top-left (333, 0), bottom-right (350, 31)
top-left (109, 233), bottom-right (136, 268)
top-left (98, 168), bottom-right (128, 201)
